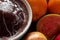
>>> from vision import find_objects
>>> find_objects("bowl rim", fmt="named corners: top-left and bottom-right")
top-left (9, 0), bottom-right (32, 40)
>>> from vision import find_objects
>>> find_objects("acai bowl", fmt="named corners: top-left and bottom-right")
top-left (0, 0), bottom-right (32, 40)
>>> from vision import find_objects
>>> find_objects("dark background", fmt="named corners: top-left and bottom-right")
top-left (20, 22), bottom-right (37, 40)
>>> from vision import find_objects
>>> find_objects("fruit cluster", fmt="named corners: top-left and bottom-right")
top-left (22, 0), bottom-right (60, 40)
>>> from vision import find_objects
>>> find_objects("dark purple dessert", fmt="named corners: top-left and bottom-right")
top-left (0, 0), bottom-right (28, 38)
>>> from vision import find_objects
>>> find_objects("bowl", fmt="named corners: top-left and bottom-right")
top-left (8, 0), bottom-right (32, 40)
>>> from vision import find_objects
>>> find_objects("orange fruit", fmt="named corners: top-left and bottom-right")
top-left (48, 0), bottom-right (60, 14)
top-left (27, 0), bottom-right (47, 22)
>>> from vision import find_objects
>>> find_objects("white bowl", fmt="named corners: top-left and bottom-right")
top-left (9, 0), bottom-right (32, 40)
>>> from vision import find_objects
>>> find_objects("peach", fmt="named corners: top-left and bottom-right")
top-left (24, 32), bottom-right (47, 40)
top-left (37, 14), bottom-right (60, 40)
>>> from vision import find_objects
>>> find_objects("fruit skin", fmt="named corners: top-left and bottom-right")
top-left (48, 0), bottom-right (60, 14)
top-left (24, 32), bottom-right (47, 40)
top-left (37, 14), bottom-right (60, 40)
top-left (27, 0), bottom-right (47, 22)
top-left (54, 34), bottom-right (60, 40)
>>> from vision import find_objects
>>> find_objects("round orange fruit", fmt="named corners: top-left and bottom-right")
top-left (27, 0), bottom-right (47, 22)
top-left (48, 0), bottom-right (60, 14)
